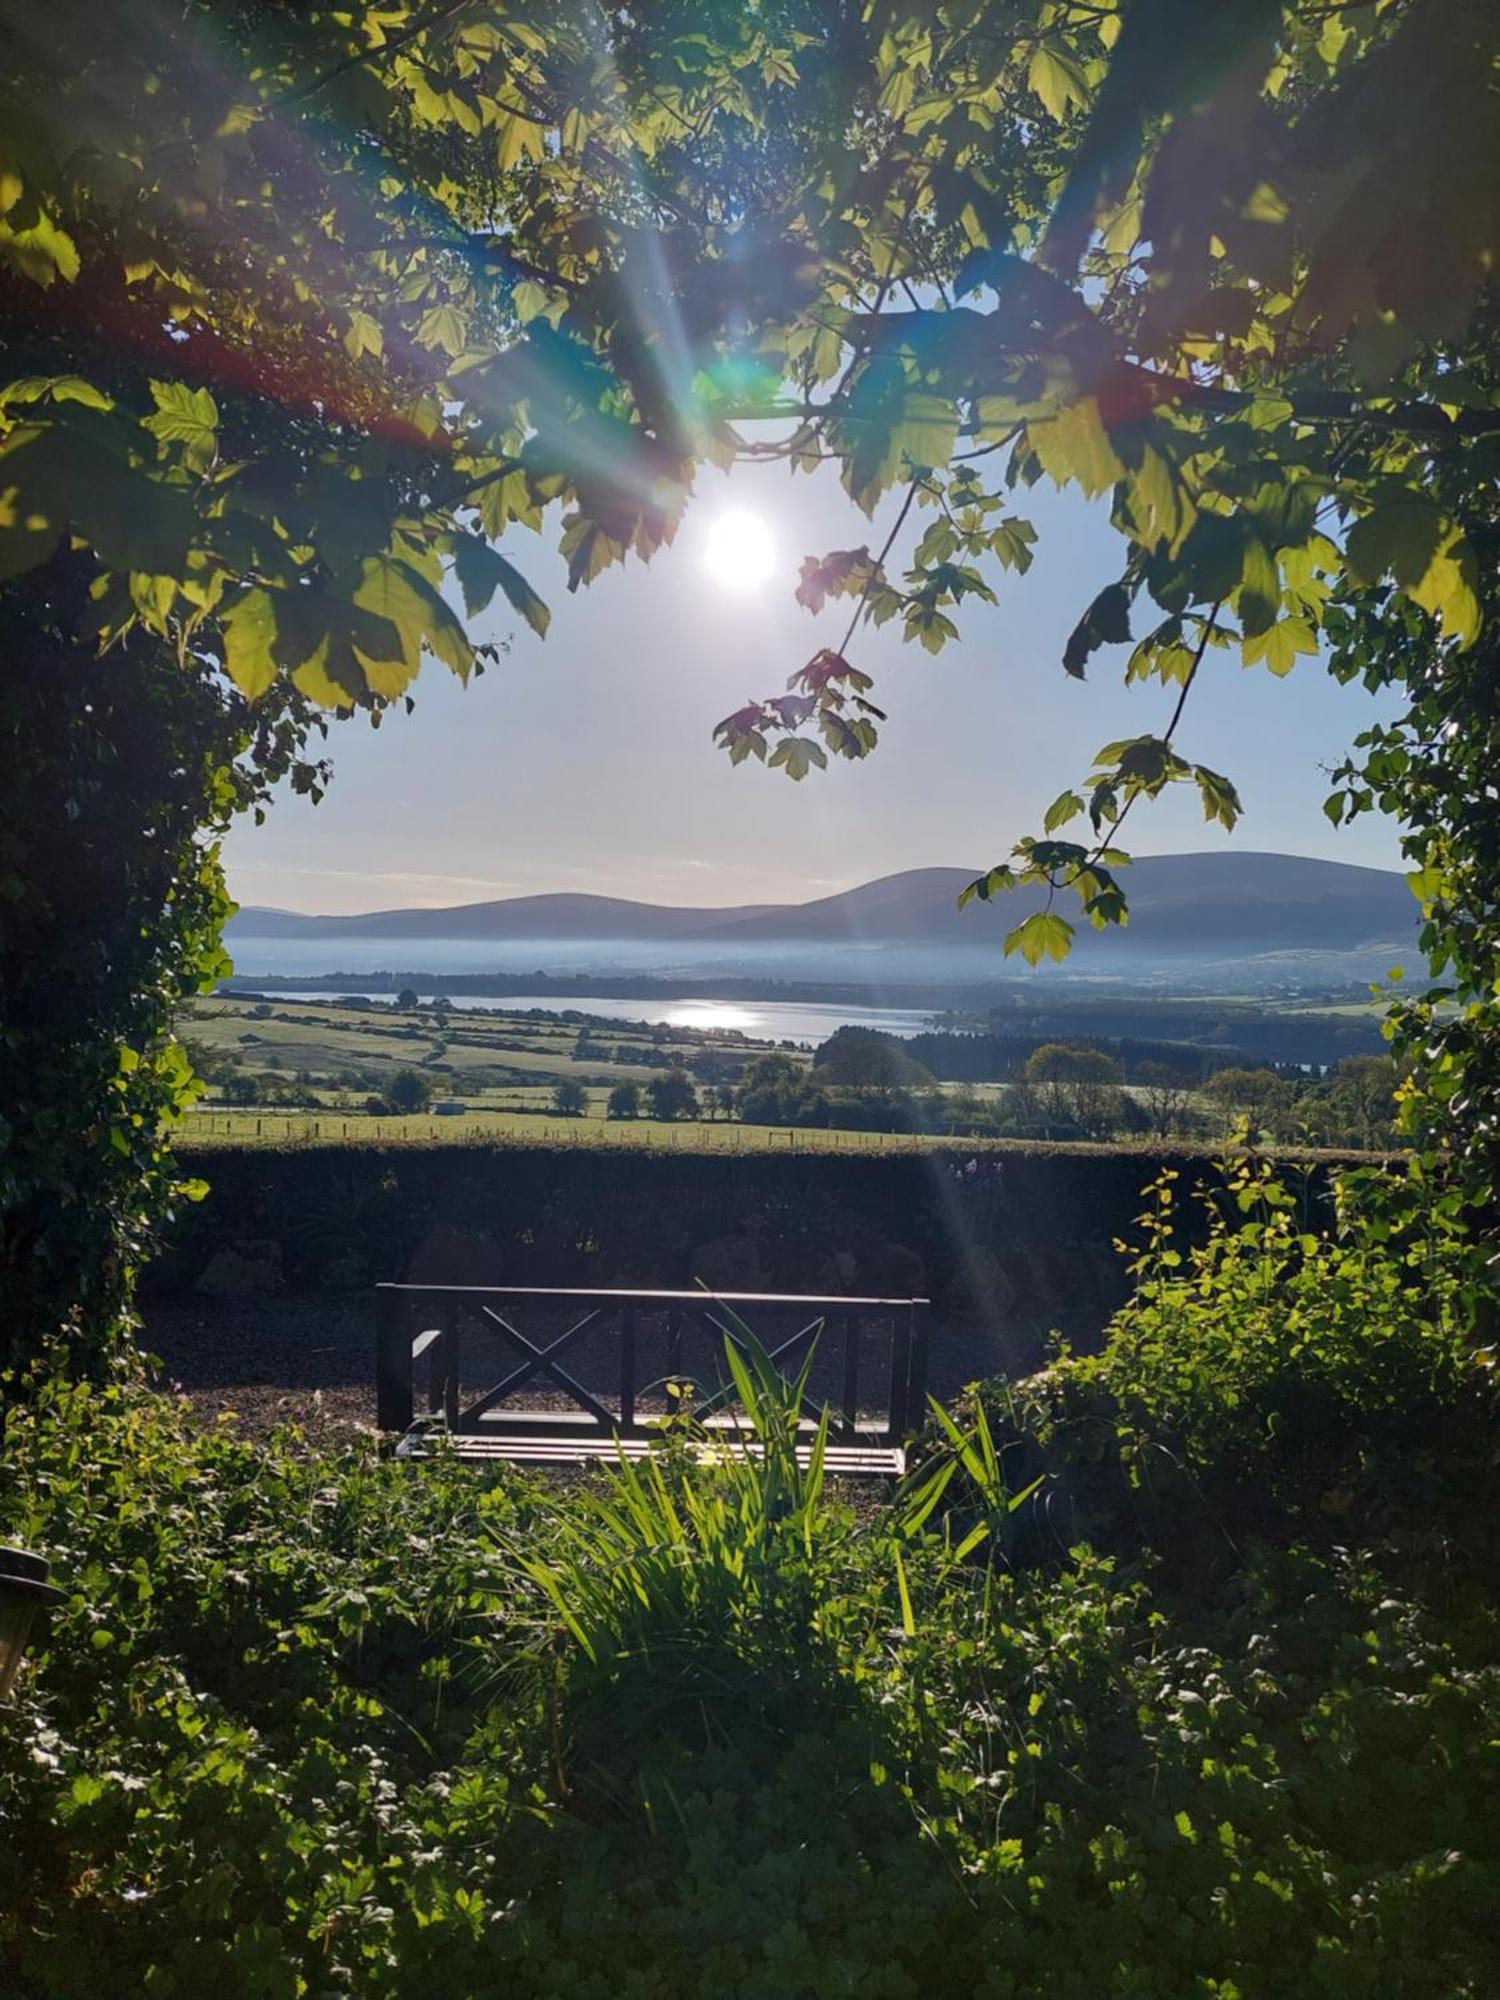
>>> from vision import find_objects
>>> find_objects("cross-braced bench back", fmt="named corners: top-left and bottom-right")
top-left (375, 1284), bottom-right (930, 1475)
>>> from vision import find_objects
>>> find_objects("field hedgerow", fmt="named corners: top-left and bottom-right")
top-left (2, 1186), bottom-right (1497, 1999)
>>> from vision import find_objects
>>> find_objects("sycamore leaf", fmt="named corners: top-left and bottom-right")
top-left (796, 547), bottom-right (876, 614)
top-left (1345, 494), bottom-right (1443, 589)
top-left (291, 639), bottom-right (359, 711)
top-left (1063, 581), bottom-right (1132, 678)
top-left (959, 864), bottom-right (1017, 909)
top-left (1004, 910), bottom-right (1075, 966)
top-left (1029, 398), bottom-right (1124, 499)
top-left (1044, 790), bottom-right (1085, 833)
top-left (1124, 444), bottom-right (1194, 556)
top-left (352, 556), bottom-right (429, 667)
top-left (1193, 764), bottom-right (1242, 830)
top-left (1028, 42), bottom-right (1090, 122)
top-left (220, 588), bottom-right (278, 699)
top-left (144, 380), bottom-right (218, 473)
top-left (414, 303), bottom-right (468, 356)
top-left (905, 603), bottom-right (959, 653)
top-left (1405, 865), bottom-right (1444, 907)
top-left (1238, 533), bottom-right (1281, 638)
top-left (449, 534), bottom-right (550, 634)
top-left (343, 310), bottom-right (383, 362)
top-left (0, 211), bottom-right (79, 287)
top-left (1241, 615), bottom-right (1317, 676)
top-left (767, 736), bottom-right (827, 781)
top-left (1408, 533), bottom-right (1481, 649)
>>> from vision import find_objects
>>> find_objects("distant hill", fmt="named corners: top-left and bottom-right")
top-left (229, 852), bottom-right (1418, 958)
top-left (230, 891), bottom-right (781, 942)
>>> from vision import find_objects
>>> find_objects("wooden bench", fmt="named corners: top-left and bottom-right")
top-left (375, 1284), bottom-right (930, 1477)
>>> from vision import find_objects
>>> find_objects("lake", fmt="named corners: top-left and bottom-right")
top-left (229, 988), bottom-right (944, 1045)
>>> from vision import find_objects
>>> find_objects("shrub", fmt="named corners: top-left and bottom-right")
top-left (6, 1183), bottom-right (1497, 1998)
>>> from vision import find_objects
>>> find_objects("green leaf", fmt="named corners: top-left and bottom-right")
top-left (343, 310), bottom-right (383, 362)
top-left (352, 557), bottom-right (430, 668)
top-left (1241, 616), bottom-right (1316, 676)
top-left (1063, 581), bottom-right (1132, 678)
top-left (1004, 910), bottom-right (1075, 966)
top-left (1405, 865), bottom-right (1444, 907)
top-left (414, 303), bottom-right (468, 356)
top-left (449, 534), bottom-right (551, 635)
top-left (1345, 495), bottom-right (1443, 590)
top-left (892, 390), bottom-right (958, 473)
top-left (1237, 534), bottom-right (1281, 638)
top-left (220, 589), bottom-right (279, 699)
top-left (1044, 790), bottom-right (1085, 833)
top-left (1193, 764), bottom-right (1242, 830)
top-left (1124, 444), bottom-right (1194, 556)
top-left (1028, 42), bottom-right (1090, 122)
top-left (143, 380), bottom-right (218, 473)
top-left (1408, 534), bottom-right (1481, 649)
top-left (0, 211), bottom-right (79, 287)
top-left (767, 736), bottom-right (827, 781)
top-left (904, 603), bottom-right (959, 653)
top-left (958, 865), bottom-right (1016, 910)
top-left (1030, 398), bottom-right (1124, 500)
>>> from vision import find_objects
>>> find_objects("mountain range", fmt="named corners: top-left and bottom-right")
top-left (229, 852), bottom-right (1418, 958)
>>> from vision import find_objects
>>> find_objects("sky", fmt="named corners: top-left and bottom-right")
top-left (224, 457), bottom-right (1403, 915)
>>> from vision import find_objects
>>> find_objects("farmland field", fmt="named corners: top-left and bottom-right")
top-left (176, 1105), bottom-right (975, 1152)
top-left (179, 994), bottom-right (989, 1151)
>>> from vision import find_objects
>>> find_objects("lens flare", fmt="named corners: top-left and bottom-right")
top-left (702, 509), bottom-right (776, 590)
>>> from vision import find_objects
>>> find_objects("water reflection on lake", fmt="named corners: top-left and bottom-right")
top-left (230, 988), bottom-right (942, 1044)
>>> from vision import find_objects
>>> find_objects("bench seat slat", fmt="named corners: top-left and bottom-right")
top-left (398, 1432), bottom-right (906, 1477)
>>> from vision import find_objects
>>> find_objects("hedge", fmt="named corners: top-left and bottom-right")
top-left (151, 1142), bottom-right (1363, 1351)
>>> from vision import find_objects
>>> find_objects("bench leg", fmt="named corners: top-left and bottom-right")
top-left (375, 1287), bottom-right (413, 1433)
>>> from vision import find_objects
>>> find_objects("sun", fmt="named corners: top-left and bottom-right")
top-left (701, 508), bottom-right (776, 590)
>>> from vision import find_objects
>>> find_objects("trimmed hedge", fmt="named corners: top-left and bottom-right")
top-left (152, 1142), bottom-right (1358, 1347)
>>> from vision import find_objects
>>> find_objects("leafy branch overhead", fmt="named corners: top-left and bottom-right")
top-left (1, 0), bottom-right (1497, 951)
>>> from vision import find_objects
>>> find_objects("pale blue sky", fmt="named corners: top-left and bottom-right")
top-left (225, 459), bottom-right (1402, 914)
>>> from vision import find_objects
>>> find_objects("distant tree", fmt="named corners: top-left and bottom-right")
top-left (993, 1078), bottom-right (1046, 1137)
top-left (1136, 1061), bottom-right (1195, 1140)
top-left (222, 1072), bottom-right (259, 1108)
top-left (941, 1086), bottom-right (995, 1136)
top-left (648, 1070), bottom-right (700, 1122)
top-left (1205, 1067), bottom-right (1296, 1142)
top-left (386, 1069), bottom-right (435, 1116)
top-left (711, 1083), bottom-right (738, 1122)
top-left (395, 988), bottom-right (419, 1012)
top-left (552, 1079), bottom-right (588, 1117)
top-left (1297, 1054), bottom-right (1403, 1150)
top-left (363, 1095), bottom-right (390, 1118)
top-left (606, 1081), bottom-right (642, 1120)
top-left (1023, 1044), bottom-right (1126, 1139)
top-left (736, 1052), bottom-right (819, 1125)
top-left (813, 1026), bottom-right (936, 1091)
top-left (1328, 1054), bottom-right (1402, 1148)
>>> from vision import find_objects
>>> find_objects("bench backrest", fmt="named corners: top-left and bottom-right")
top-left (375, 1283), bottom-right (930, 1448)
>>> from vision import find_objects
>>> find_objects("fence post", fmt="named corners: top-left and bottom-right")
top-left (375, 1286), bottom-right (412, 1433)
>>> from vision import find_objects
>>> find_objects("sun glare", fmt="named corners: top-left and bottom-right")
top-left (701, 508), bottom-right (776, 590)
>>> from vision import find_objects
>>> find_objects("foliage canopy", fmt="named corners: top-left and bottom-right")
top-left (4, 0), bottom-right (1500, 1365)
top-left (2, 0), bottom-right (1497, 968)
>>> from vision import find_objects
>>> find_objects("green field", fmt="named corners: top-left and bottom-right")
top-left (177, 1106), bottom-right (980, 1151)
top-left (180, 994), bottom-right (986, 1151)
